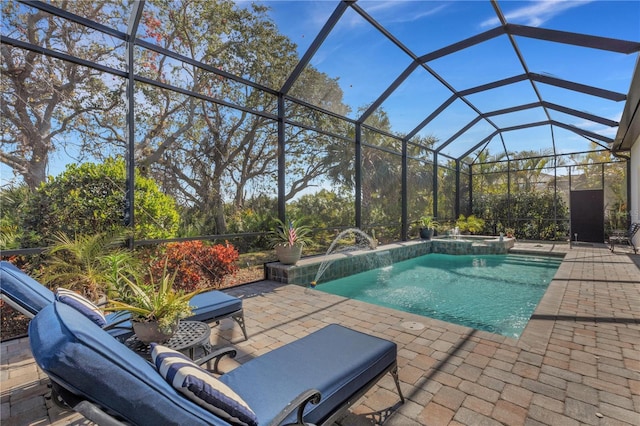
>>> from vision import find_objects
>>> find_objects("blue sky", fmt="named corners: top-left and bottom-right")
top-left (262, 0), bottom-right (640, 158)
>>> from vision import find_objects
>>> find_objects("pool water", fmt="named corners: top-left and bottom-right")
top-left (315, 253), bottom-right (561, 338)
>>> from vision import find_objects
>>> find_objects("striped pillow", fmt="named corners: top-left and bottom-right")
top-left (55, 288), bottom-right (107, 327)
top-left (151, 344), bottom-right (257, 426)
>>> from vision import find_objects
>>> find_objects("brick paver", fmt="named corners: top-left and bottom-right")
top-left (1, 243), bottom-right (639, 425)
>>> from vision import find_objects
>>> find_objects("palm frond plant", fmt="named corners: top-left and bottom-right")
top-left (455, 215), bottom-right (469, 234)
top-left (465, 215), bottom-right (485, 234)
top-left (101, 251), bottom-right (142, 299)
top-left (0, 184), bottom-right (30, 250)
top-left (104, 259), bottom-right (204, 341)
top-left (454, 215), bottom-right (485, 235)
top-left (39, 230), bottom-right (131, 300)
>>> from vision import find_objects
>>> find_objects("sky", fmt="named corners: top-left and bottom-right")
top-left (261, 0), bottom-right (640, 159)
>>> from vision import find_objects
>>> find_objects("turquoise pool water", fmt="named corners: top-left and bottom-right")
top-left (315, 253), bottom-right (561, 338)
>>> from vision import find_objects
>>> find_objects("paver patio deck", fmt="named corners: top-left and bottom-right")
top-left (1, 243), bottom-right (639, 425)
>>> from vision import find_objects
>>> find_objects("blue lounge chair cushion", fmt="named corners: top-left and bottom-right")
top-left (219, 323), bottom-right (397, 425)
top-left (55, 288), bottom-right (107, 327)
top-left (30, 302), bottom-right (230, 426)
top-left (188, 291), bottom-right (242, 322)
top-left (30, 302), bottom-right (399, 425)
top-left (0, 261), bottom-right (53, 315)
top-left (151, 344), bottom-right (258, 426)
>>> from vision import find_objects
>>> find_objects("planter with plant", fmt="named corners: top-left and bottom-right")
top-left (418, 216), bottom-right (439, 240)
top-left (270, 218), bottom-right (312, 265)
top-left (104, 260), bottom-right (203, 344)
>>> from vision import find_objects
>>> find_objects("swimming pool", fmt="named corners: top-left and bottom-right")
top-left (314, 253), bottom-right (561, 338)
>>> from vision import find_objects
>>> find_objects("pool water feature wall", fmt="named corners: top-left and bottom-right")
top-left (266, 236), bottom-right (515, 285)
top-left (431, 235), bottom-right (515, 255)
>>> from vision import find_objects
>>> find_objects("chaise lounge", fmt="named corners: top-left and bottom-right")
top-left (609, 223), bottom-right (639, 254)
top-left (0, 261), bottom-right (248, 341)
top-left (30, 300), bottom-right (404, 425)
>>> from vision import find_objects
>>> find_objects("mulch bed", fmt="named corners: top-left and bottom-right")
top-left (1, 303), bottom-right (30, 340)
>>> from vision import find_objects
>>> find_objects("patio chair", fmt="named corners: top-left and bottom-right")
top-left (0, 261), bottom-right (248, 341)
top-left (29, 301), bottom-right (404, 426)
top-left (609, 223), bottom-right (639, 254)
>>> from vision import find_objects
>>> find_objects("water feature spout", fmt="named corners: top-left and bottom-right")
top-left (310, 228), bottom-right (377, 287)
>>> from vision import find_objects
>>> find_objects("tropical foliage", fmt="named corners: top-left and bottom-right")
top-left (473, 191), bottom-right (569, 241)
top-left (0, 185), bottom-right (30, 251)
top-left (34, 231), bottom-right (241, 300)
top-left (419, 215), bottom-right (439, 231)
top-left (147, 241), bottom-right (239, 292)
top-left (455, 215), bottom-right (485, 235)
top-left (38, 231), bottom-right (134, 300)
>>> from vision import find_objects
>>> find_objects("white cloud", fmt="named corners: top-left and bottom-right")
top-left (360, 1), bottom-right (450, 25)
top-left (480, 0), bottom-right (594, 28)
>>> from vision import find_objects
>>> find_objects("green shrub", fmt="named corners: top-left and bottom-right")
top-left (21, 158), bottom-right (179, 247)
top-left (455, 214), bottom-right (485, 234)
top-left (473, 191), bottom-right (568, 240)
top-left (0, 185), bottom-right (31, 251)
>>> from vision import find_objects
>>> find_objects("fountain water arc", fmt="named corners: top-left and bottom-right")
top-left (310, 228), bottom-right (377, 288)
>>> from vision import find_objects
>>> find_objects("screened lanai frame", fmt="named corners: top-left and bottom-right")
top-left (1, 0), bottom-right (639, 252)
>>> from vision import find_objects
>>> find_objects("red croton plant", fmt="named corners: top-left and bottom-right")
top-left (147, 240), bottom-right (240, 292)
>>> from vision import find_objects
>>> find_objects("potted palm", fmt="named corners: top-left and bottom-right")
top-left (418, 216), bottom-right (439, 240)
top-left (270, 218), bottom-right (312, 265)
top-left (104, 259), bottom-right (203, 344)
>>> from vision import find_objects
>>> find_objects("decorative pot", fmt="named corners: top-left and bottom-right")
top-left (132, 320), bottom-right (179, 344)
top-left (275, 244), bottom-right (303, 265)
top-left (419, 228), bottom-right (434, 240)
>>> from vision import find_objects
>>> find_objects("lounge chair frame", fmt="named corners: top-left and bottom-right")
top-left (46, 346), bottom-right (404, 426)
top-left (218, 308), bottom-right (248, 341)
top-left (30, 302), bottom-right (404, 426)
top-left (609, 222), bottom-right (639, 254)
